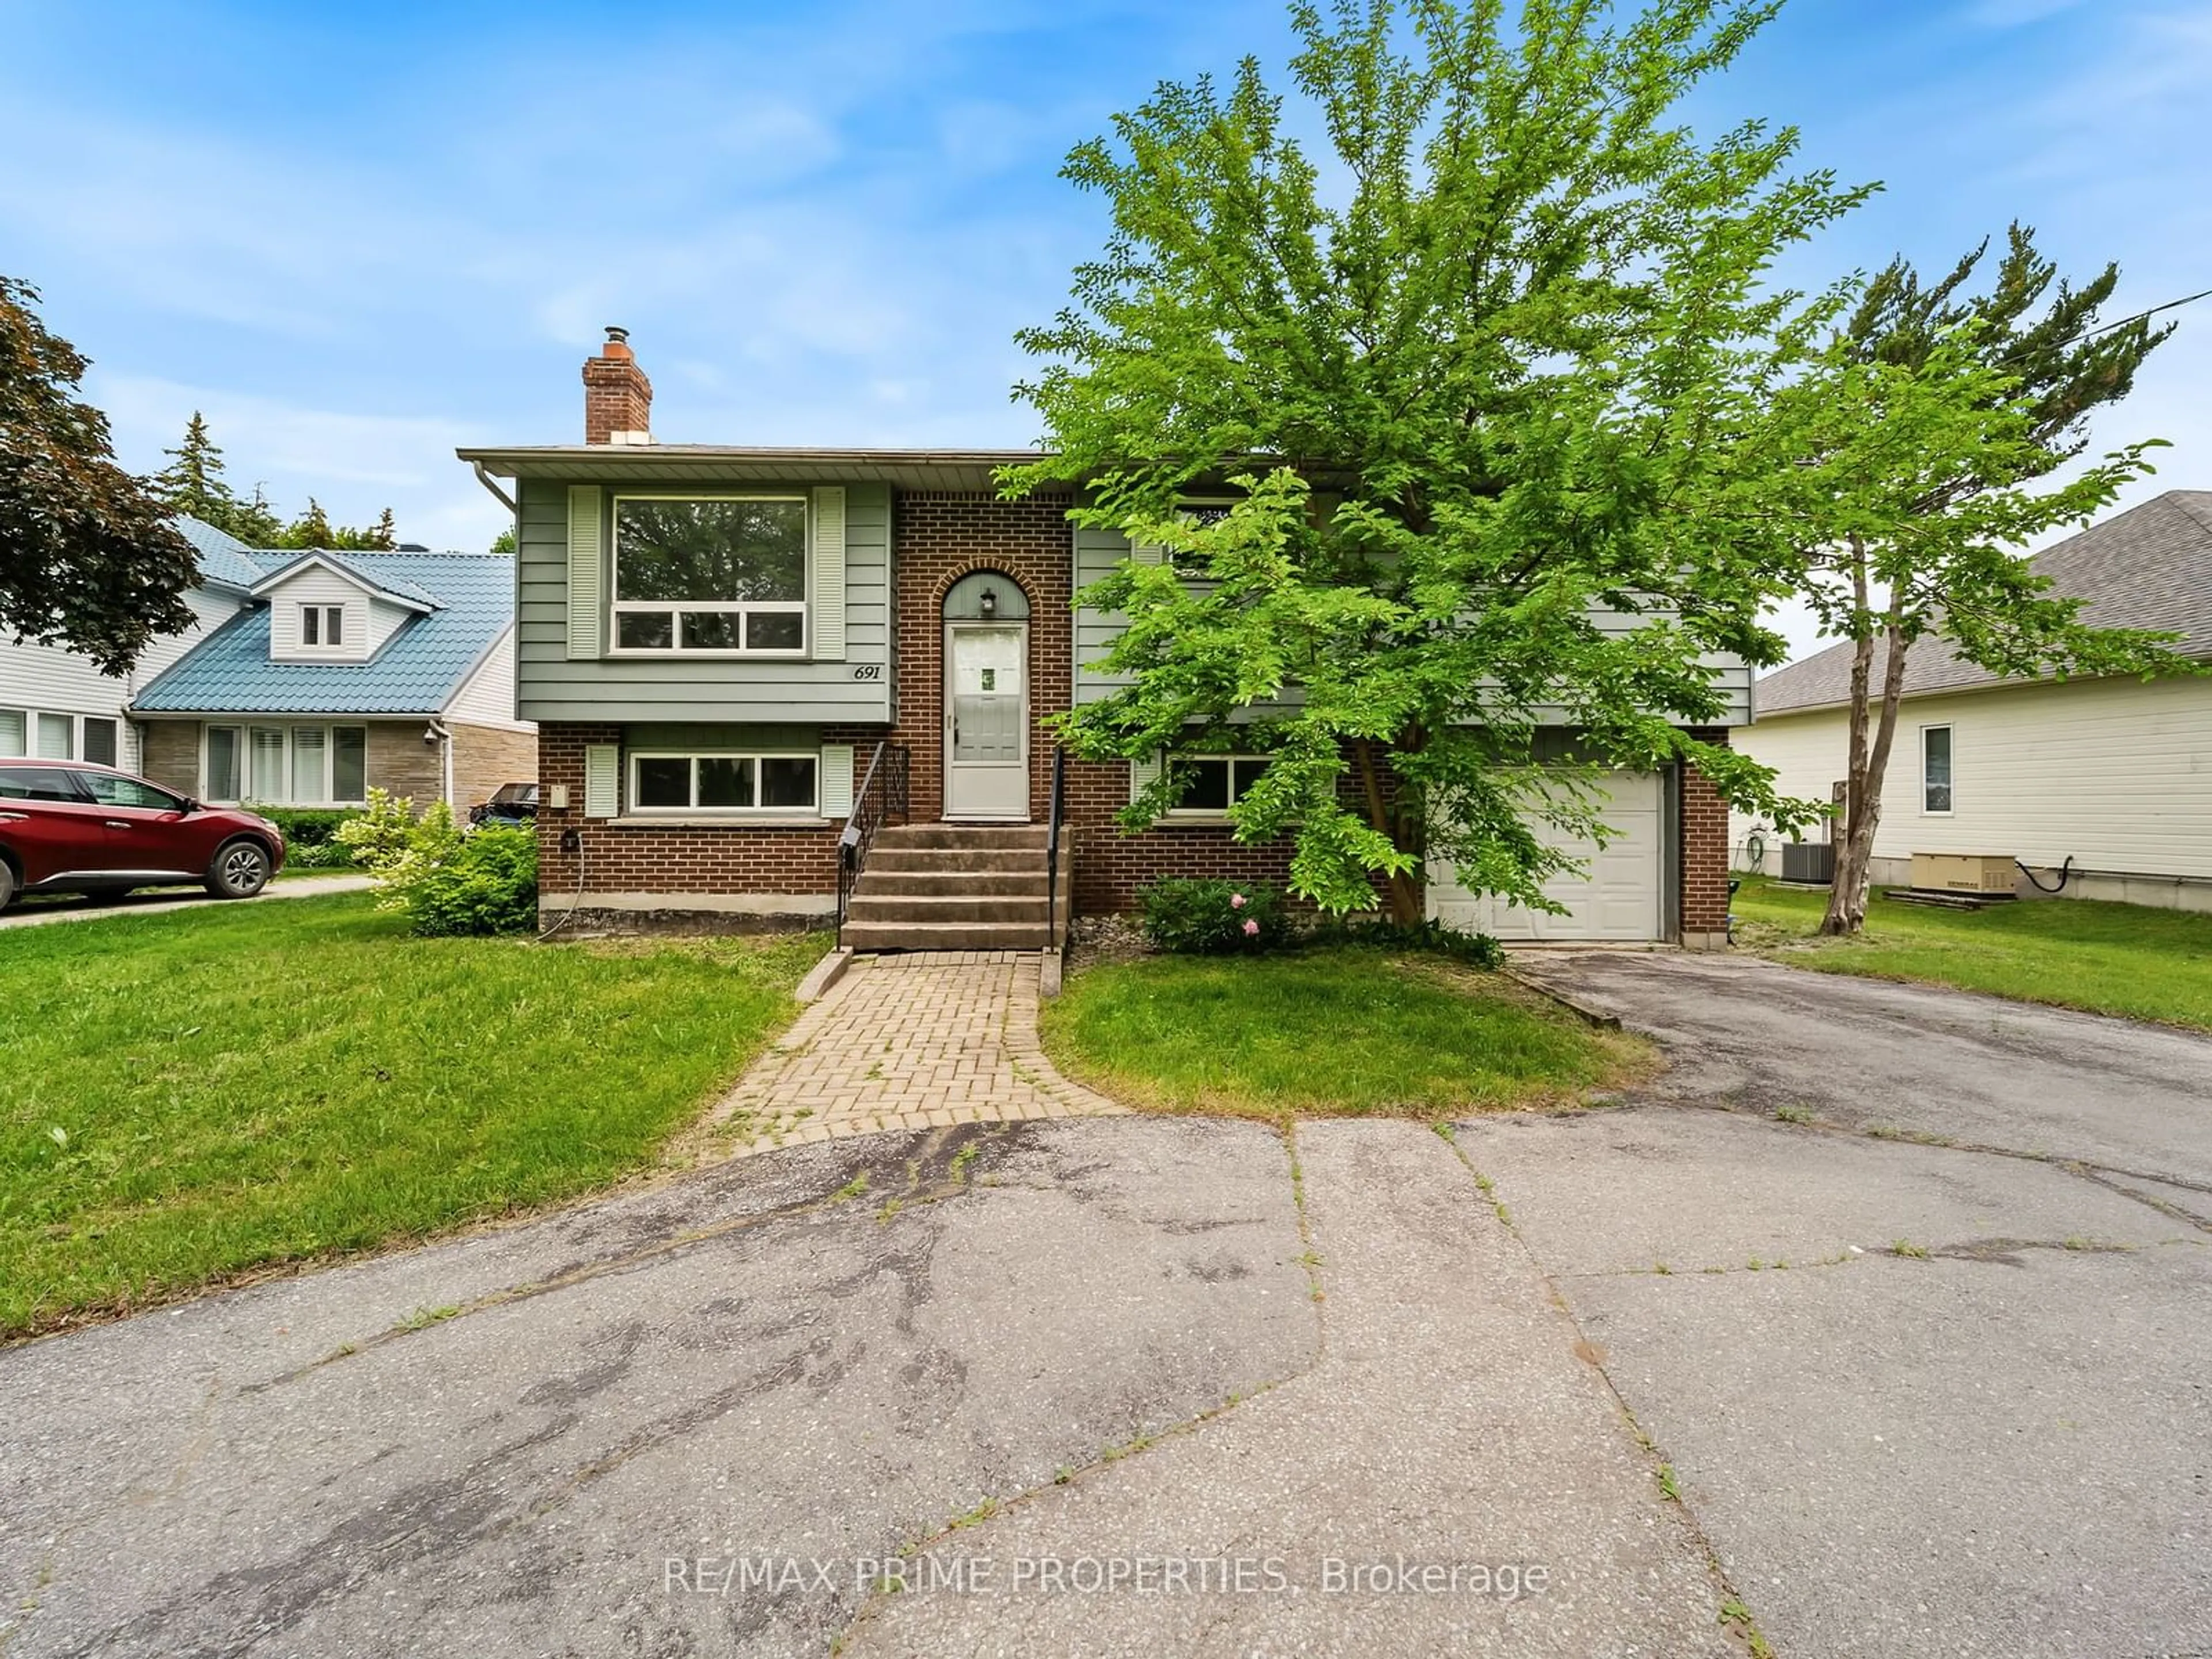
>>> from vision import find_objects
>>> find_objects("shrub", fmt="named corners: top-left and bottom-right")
top-left (283, 841), bottom-right (358, 870)
top-left (336, 792), bottom-right (537, 937)
top-left (1139, 877), bottom-right (1291, 955)
top-left (245, 804), bottom-right (363, 849)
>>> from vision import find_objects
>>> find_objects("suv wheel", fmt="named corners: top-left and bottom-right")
top-left (0, 861), bottom-right (15, 912)
top-left (206, 838), bottom-right (272, 899)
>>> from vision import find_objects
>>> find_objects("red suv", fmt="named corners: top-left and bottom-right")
top-left (0, 759), bottom-right (287, 910)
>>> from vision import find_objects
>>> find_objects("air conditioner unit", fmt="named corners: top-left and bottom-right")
top-left (1910, 853), bottom-right (2016, 895)
top-left (1781, 842), bottom-right (1834, 884)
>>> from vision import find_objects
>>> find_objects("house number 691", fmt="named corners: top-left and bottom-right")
top-left (852, 664), bottom-right (882, 680)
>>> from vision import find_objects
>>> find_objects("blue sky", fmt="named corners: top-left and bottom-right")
top-left (3, 0), bottom-right (2206, 660)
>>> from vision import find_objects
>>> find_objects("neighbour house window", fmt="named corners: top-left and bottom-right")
top-left (611, 496), bottom-right (808, 654)
top-left (1922, 725), bottom-right (1953, 814)
top-left (300, 604), bottom-right (344, 647)
top-left (627, 751), bottom-right (819, 815)
top-left (1169, 754), bottom-right (1272, 816)
top-left (82, 718), bottom-right (119, 767)
top-left (0, 709), bottom-right (21, 755)
top-left (35, 713), bottom-right (73, 759)
top-left (206, 722), bottom-right (369, 805)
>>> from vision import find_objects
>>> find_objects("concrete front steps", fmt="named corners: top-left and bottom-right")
top-left (842, 823), bottom-right (1063, 952)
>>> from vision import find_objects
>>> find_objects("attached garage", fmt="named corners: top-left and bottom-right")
top-left (1426, 769), bottom-right (1672, 942)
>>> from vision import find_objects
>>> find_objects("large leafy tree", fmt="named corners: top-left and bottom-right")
top-left (1005, 0), bottom-right (1859, 921)
top-left (1, 278), bottom-right (197, 676)
top-left (1782, 228), bottom-right (2182, 934)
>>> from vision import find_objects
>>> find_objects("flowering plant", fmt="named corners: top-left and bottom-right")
top-left (1138, 877), bottom-right (1290, 954)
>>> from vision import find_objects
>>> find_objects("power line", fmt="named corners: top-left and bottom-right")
top-left (2084, 285), bottom-right (2212, 340)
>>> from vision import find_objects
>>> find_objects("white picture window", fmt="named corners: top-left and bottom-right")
top-left (206, 722), bottom-right (368, 805)
top-left (301, 604), bottom-right (345, 647)
top-left (1922, 725), bottom-right (1953, 815)
top-left (611, 495), bottom-right (808, 654)
top-left (1168, 754), bottom-right (1272, 816)
top-left (627, 751), bottom-right (819, 815)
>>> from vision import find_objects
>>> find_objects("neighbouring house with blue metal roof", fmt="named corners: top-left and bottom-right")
top-left (0, 518), bottom-right (265, 775)
top-left (0, 517), bottom-right (535, 812)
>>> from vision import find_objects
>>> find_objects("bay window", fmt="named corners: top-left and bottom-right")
top-left (611, 495), bottom-right (808, 654)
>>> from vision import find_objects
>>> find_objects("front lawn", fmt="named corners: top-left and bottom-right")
top-left (0, 892), bottom-right (825, 1337)
top-left (1737, 878), bottom-right (2212, 1032)
top-left (1041, 948), bottom-right (1651, 1118)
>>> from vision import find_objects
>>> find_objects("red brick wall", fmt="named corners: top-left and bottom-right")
top-left (536, 721), bottom-right (879, 898)
top-left (890, 491), bottom-right (1075, 823)
top-left (887, 491), bottom-right (1310, 913)
top-left (1679, 729), bottom-right (1733, 938)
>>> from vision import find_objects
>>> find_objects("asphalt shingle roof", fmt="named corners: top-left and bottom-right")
top-left (1756, 490), bottom-right (2212, 716)
top-left (134, 548), bottom-right (515, 716)
top-left (175, 517), bottom-right (270, 591)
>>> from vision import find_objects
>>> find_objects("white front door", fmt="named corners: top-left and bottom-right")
top-left (1426, 770), bottom-right (1665, 941)
top-left (944, 622), bottom-right (1029, 820)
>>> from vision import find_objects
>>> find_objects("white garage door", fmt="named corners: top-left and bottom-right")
top-left (1425, 770), bottom-right (1665, 942)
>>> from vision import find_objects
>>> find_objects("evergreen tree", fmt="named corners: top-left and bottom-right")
top-left (279, 498), bottom-right (338, 550)
top-left (151, 412), bottom-right (237, 526)
top-left (1793, 226), bottom-right (2181, 935)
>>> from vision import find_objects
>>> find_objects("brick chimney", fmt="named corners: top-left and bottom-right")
top-left (582, 325), bottom-right (653, 445)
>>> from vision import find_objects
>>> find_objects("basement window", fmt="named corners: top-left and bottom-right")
top-left (611, 495), bottom-right (808, 654)
top-left (1922, 725), bottom-right (1953, 815)
top-left (628, 751), bottom-right (819, 814)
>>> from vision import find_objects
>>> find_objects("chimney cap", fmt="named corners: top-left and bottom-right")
top-left (604, 325), bottom-right (630, 346)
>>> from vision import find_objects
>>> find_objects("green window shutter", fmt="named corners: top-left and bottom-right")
top-left (819, 743), bottom-right (855, 819)
top-left (567, 486), bottom-right (605, 660)
top-left (583, 744), bottom-right (619, 818)
top-left (810, 486), bottom-right (847, 661)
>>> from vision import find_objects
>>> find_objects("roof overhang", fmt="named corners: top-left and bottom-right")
top-left (251, 552), bottom-right (435, 613)
top-left (457, 445), bottom-right (1056, 494)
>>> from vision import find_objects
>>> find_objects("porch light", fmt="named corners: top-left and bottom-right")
top-left (979, 586), bottom-right (998, 619)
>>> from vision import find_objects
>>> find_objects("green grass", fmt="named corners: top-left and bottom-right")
top-left (0, 891), bottom-right (826, 1337)
top-left (1040, 948), bottom-right (1650, 1118)
top-left (1736, 878), bottom-right (2212, 1032)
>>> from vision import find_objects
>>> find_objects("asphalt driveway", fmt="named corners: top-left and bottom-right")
top-left (1, 951), bottom-right (2207, 1657)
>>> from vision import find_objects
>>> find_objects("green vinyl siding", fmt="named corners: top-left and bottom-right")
top-left (1071, 524), bottom-right (1753, 724)
top-left (514, 478), bottom-right (893, 723)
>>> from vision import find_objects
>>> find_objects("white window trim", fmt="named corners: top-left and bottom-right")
top-left (607, 493), bottom-right (812, 660)
top-left (202, 721), bottom-right (370, 808)
top-left (625, 749), bottom-right (821, 817)
top-left (298, 603), bottom-right (347, 651)
top-left (1921, 723), bottom-right (1955, 817)
top-left (1164, 752), bottom-right (1273, 820)
top-left (3, 708), bottom-right (120, 764)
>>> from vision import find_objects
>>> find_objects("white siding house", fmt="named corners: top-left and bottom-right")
top-left (1735, 491), bottom-right (2212, 913)
top-left (0, 521), bottom-right (256, 771)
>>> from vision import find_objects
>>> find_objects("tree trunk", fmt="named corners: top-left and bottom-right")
top-left (1354, 738), bottom-right (1423, 925)
top-left (1820, 539), bottom-right (1876, 936)
top-left (1823, 572), bottom-right (1911, 936)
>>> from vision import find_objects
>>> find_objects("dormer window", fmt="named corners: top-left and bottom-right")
top-left (301, 604), bottom-right (344, 647)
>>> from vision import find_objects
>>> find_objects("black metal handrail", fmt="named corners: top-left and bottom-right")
top-left (1045, 744), bottom-right (1067, 946)
top-left (838, 740), bottom-right (909, 931)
